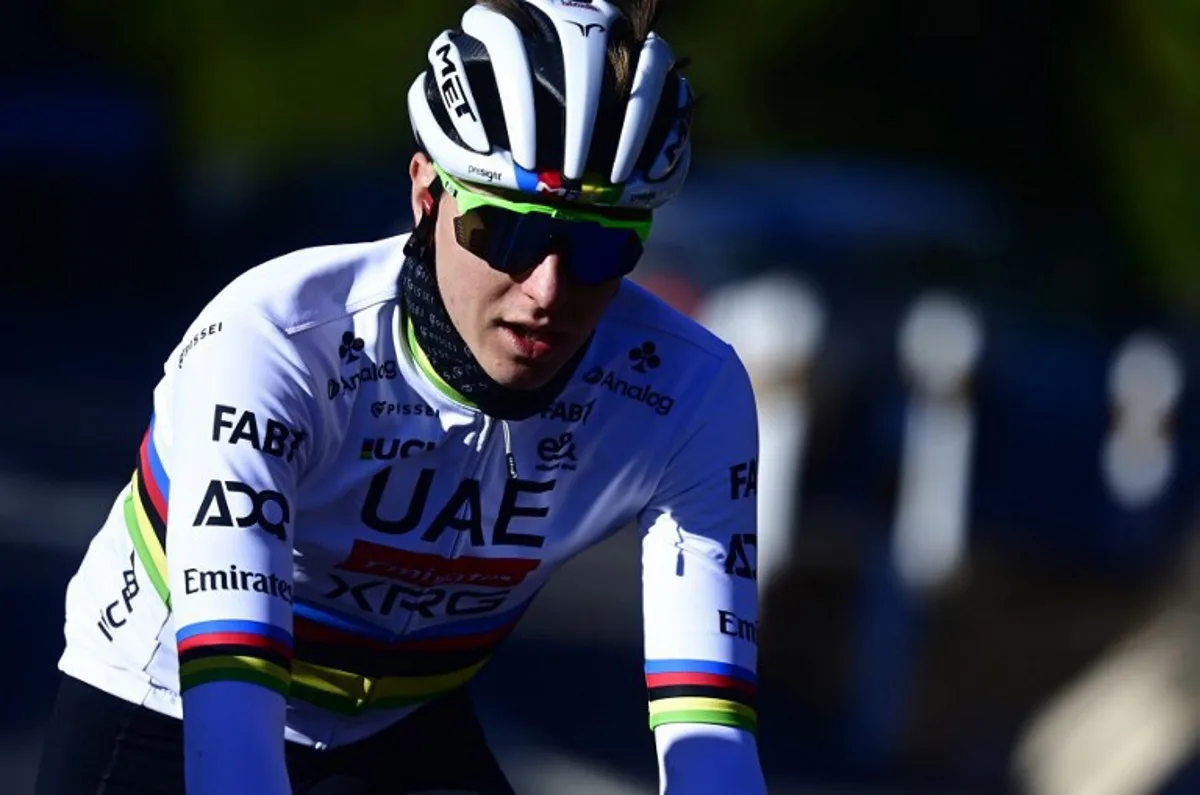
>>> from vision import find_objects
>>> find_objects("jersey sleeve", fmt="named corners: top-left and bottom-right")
top-left (162, 307), bottom-right (317, 703)
top-left (638, 349), bottom-right (761, 737)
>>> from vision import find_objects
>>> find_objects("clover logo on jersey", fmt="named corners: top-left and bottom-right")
top-left (628, 341), bottom-right (661, 373)
top-left (339, 331), bottom-right (365, 364)
top-left (580, 339), bottom-right (674, 415)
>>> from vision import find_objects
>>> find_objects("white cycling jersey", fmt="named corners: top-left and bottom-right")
top-left (58, 233), bottom-right (760, 750)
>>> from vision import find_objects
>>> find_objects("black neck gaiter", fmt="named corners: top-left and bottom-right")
top-left (399, 241), bottom-right (588, 421)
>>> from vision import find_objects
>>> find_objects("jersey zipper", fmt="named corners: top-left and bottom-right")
top-left (443, 414), bottom-right (519, 563)
top-left (501, 420), bottom-right (518, 479)
top-left (446, 414), bottom-right (493, 563)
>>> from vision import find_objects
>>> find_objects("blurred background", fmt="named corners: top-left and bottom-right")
top-left (4, 0), bottom-right (1200, 792)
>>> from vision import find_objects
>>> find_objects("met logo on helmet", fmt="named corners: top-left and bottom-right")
top-left (565, 21), bottom-right (605, 36)
top-left (435, 43), bottom-right (478, 122)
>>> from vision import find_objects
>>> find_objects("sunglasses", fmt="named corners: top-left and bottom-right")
top-left (435, 165), bottom-right (653, 285)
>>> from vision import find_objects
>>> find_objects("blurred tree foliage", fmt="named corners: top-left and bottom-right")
top-left (60, 0), bottom-right (1200, 309)
top-left (61, 0), bottom-right (437, 169)
top-left (59, 0), bottom-right (844, 166)
top-left (1072, 0), bottom-right (1200, 313)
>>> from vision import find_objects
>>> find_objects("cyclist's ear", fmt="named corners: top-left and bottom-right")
top-left (409, 151), bottom-right (439, 227)
top-left (405, 151), bottom-right (445, 262)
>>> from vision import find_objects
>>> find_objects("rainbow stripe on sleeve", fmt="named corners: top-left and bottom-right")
top-left (177, 619), bottom-right (294, 698)
top-left (645, 659), bottom-right (757, 734)
top-left (126, 420), bottom-right (171, 605)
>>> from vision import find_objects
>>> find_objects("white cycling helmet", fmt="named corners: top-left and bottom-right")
top-left (407, 0), bottom-right (693, 210)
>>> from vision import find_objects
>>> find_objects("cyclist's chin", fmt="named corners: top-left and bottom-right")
top-left (484, 354), bottom-right (566, 390)
top-left (477, 325), bottom-right (578, 390)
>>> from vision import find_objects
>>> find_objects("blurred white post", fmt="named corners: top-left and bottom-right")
top-left (1101, 332), bottom-right (1183, 510)
top-left (892, 292), bottom-right (983, 592)
top-left (699, 273), bottom-right (826, 603)
top-left (1011, 333), bottom-right (1195, 795)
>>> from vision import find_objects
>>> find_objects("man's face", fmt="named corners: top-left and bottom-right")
top-left (410, 154), bottom-right (624, 390)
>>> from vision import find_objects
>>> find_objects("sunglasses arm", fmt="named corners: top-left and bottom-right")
top-left (403, 173), bottom-right (445, 261)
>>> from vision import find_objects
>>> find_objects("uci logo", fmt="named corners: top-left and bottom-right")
top-left (193, 480), bottom-right (291, 542)
top-left (360, 437), bottom-right (436, 461)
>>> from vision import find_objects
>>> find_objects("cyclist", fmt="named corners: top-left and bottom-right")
top-left (36, 1), bottom-right (766, 792)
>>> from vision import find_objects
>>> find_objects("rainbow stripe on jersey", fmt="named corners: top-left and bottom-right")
top-left (645, 659), bottom-right (757, 734)
top-left (125, 416), bottom-right (524, 711)
top-left (290, 599), bottom-right (527, 715)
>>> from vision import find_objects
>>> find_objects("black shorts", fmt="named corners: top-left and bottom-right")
top-left (35, 674), bottom-right (517, 795)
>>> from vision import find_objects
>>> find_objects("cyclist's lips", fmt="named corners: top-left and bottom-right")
top-left (498, 322), bottom-right (568, 360)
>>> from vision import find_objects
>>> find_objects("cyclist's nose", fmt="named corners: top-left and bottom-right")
top-left (520, 251), bottom-right (571, 311)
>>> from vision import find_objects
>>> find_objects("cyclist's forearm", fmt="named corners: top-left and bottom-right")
top-left (655, 722), bottom-right (766, 795)
top-left (183, 681), bottom-right (291, 795)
